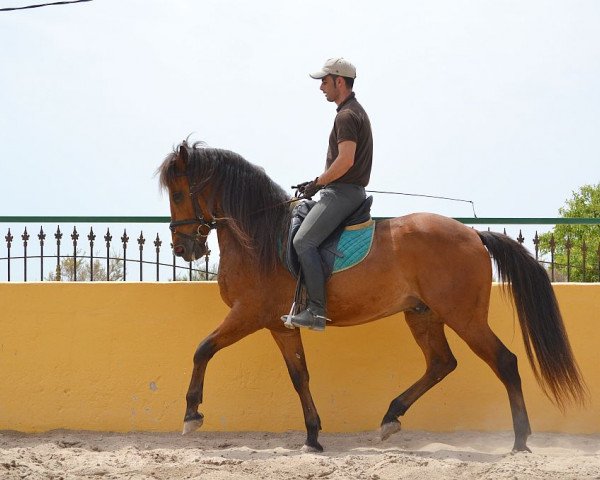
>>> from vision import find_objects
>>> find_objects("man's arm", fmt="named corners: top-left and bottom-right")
top-left (316, 140), bottom-right (356, 185)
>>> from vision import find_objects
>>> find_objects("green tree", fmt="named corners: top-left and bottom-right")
top-left (47, 249), bottom-right (124, 281)
top-left (538, 183), bottom-right (600, 282)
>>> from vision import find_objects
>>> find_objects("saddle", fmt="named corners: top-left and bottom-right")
top-left (284, 195), bottom-right (374, 279)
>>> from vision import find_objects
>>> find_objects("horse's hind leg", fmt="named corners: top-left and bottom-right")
top-left (183, 306), bottom-right (262, 435)
top-left (269, 326), bottom-right (323, 452)
top-left (381, 312), bottom-right (457, 440)
top-left (451, 321), bottom-right (532, 452)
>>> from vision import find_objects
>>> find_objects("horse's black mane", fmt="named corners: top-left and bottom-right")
top-left (158, 142), bottom-right (292, 272)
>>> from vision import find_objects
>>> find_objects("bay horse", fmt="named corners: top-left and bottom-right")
top-left (158, 141), bottom-right (586, 453)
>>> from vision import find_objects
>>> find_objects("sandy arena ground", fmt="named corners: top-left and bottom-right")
top-left (1, 430), bottom-right (599, 479)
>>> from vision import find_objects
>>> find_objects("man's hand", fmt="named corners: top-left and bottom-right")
top-left (293, 178), bottom-right (322, 199)
top-left (291, 180), bottom-right (311, 191)
top-left (300, 178), bottom-right (322, 199)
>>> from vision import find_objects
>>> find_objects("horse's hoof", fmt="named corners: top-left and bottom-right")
top-left (301, 443), bottom-right (324, 453)
top-left (511, 445), bottom-right (532, 454)
top-left (182, 413), bottom-right (204, 435)
top-left (380, 420), bottom-right (402, 441)
top-left (182, 418), bottom-right (203, 435)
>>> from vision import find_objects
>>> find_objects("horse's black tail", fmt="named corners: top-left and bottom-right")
top-left (478, 230), bottom-right (587, 410)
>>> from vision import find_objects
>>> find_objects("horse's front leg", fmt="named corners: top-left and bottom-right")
top-left (183, 306), bottom-right (261, 434)
top-left (269, 325), bottom-right (323, 452)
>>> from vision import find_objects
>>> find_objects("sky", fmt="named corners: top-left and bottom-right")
top-left (1, 0), bottom-right (599, 249)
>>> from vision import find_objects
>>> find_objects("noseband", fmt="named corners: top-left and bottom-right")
top-left (169, 176), bottom-right (217, 247)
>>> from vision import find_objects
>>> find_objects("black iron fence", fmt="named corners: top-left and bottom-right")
top-left (454, 217), bottom-right (600, 282)
top-left (1, 216), bottom-right (599, 282)
top-left (0, 216), bottom-right (216, 282)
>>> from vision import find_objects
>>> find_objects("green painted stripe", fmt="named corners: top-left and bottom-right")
top-left (0, 216), bottom-right (171, 223)
top-left (452, 218), bottom-right (600, 225)
top-left (374, 217), bottom-right (600, 225)
top-left (0, 216), bottom-right (598, 225)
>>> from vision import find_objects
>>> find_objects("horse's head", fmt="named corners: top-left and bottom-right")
top-left (160, 143), bottom-right (216, 262)
top-left (159, 140), bottom-right (294, 273)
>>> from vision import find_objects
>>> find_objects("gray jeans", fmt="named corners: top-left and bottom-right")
top-left (293, 183), bottom-right (367, 256)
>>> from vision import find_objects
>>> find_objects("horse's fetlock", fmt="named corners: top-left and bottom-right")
top-left (184, 410), bottom-right (204, 422)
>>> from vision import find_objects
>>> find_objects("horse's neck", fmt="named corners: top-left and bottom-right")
top-left (215, 226), bottom-right (262, 269)
top-left (214, 226), bottom-right (263, 306)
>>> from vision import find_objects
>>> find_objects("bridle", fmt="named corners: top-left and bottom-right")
top-left (169, 173), bottom-right (218, 248)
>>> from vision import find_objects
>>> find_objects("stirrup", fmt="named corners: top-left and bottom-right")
top-left (289, 308), bottom-right (330, 331)
top-left (281, 301), bottom-right (299, 330)
top-left (281, 306), bottom-right (330, 331)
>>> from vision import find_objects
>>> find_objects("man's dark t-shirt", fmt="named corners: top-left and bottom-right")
top-left (326, 92), bottom-right (373, 187)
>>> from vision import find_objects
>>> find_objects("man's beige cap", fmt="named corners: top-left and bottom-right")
top-left (309, 57), bottom-right (356, 79)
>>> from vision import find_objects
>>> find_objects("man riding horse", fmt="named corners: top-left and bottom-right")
top-left (290, 57), bottom-right (374, 331)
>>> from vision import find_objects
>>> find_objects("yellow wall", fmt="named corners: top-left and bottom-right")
top-left (1, 283), bottom-right (598, 434)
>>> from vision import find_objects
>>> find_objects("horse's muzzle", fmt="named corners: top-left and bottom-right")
top-left (173, 240), bottom-right (208, 262)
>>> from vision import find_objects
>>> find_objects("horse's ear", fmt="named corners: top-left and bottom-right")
top-left (178, 144), bottom-right (189, 166)
top-left (174, 144), bottom-right (190, 175)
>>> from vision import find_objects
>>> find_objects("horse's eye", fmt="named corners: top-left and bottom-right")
top-left (173, 192), bottom-right (184, 204)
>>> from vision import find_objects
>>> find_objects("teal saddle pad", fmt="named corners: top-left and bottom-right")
top-left (283, 197), bottom-right (375, 279)
top-left (332, 221), bottom-right (376, 273)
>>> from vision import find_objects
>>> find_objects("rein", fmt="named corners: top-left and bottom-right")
top-left (249, 197), bottom-right (298, 216)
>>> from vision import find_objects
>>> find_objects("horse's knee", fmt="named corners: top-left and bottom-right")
top-left (445, 356), bottom-right (458, 375)
top-left (429, 355), bottom-right (457, 381)
top-left (193, 338), bottom-right (217, 364)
